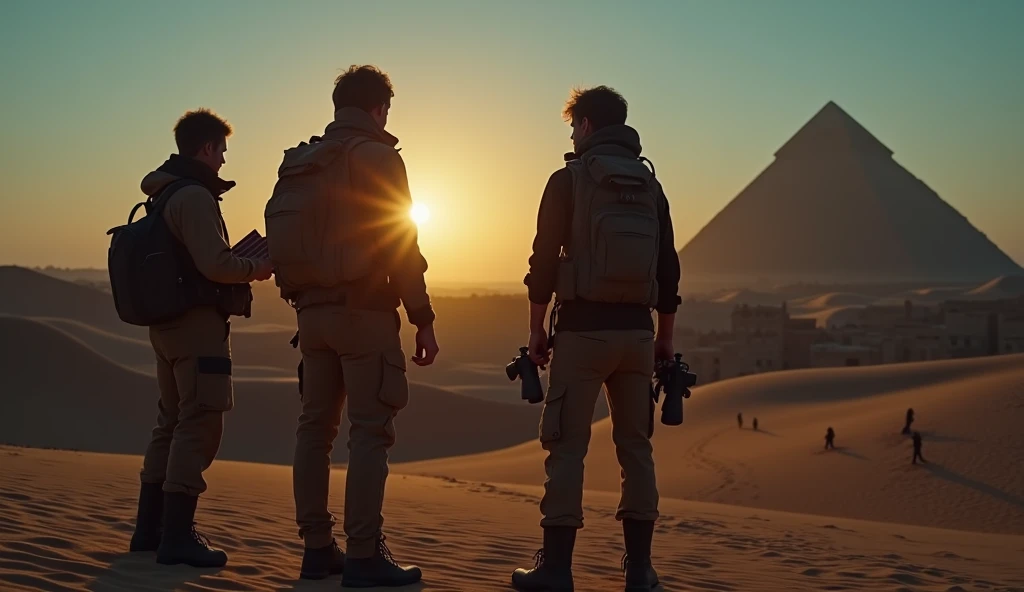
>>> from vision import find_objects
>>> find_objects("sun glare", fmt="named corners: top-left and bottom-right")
top-left (410, 202), bottom-right (431, 226)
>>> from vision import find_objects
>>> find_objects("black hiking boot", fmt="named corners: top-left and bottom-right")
top-left (299, 538), bottom-right (345, 580)
top-left (622, 519), bottom-right (659, 591)
top-left (155, 492), bottom-right (228, 568)
top-left (129, 482), bottom-right (164, 552)
top-left (511, 526), bottom-right (576, 592)
top-left (341, 534), bottom-right (422, 588)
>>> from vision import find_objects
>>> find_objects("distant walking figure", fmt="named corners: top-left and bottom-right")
top-left (825, 427), bottom-right (835, 450)
top-left (737, 412), bottom-right (743, 429)
top-left (912, 431), bottom-right (925, 464)
top-left (902, 407), bottom-right (915, 435)
top-left (752, 418), bottom-right (759, 431)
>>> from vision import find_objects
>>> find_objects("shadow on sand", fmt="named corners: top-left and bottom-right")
top-left (917, 431), bottom-right (978, 444)
top-left (924, 463), bottom-right (1024, 509)
top-left (86, 553), bottom-right (224, 592)
top-left (750, 429), bottom-right (781, 437)
top-left (834, 446), bottom-right (869, 461)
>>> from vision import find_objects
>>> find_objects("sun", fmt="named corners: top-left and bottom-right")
top-left (410, 202), bottom-right (431, 226)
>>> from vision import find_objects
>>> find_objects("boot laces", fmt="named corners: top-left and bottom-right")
top-left (189, 523), bottom-right (213, 549)
top-left (532, 548), bottom-right (546, 569)
top-left (377, 534), bottom-right (398, 566)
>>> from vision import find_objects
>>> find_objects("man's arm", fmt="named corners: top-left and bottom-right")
top-left (525, 169), bottom-right (572, 364)
top-left (169, 188), bottom-right (262, 284)
top-left (655, 191), bottom-right (682, 361)
top-left (362, 144), bottom-right (435, 328)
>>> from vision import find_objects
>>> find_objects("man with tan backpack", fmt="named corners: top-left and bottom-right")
top-left (265, 65), bottom-right (438, 587)
top-left (513, 86), bottom-right (681, 592)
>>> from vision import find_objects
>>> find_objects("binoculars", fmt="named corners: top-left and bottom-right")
top-left (653, 353), bottom-right (697, 426)
top-left (505, 346), bottom-right (544, 404)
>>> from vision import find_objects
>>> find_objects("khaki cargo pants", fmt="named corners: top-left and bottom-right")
top-left (293, 305), bottom-right (409, 558)
top-left (540, 330), bottom-right (659, 528)
top-left (140, 306), bottom-right (233, 496)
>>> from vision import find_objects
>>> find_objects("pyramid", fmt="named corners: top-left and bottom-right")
top-left (678, 101), bottom-right (1021, 284)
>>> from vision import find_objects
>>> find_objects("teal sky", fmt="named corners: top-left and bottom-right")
top-left (1, 0), bottom-right (1021, 283)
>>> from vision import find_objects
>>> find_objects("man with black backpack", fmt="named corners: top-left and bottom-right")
top-left (120, 109), bottom-right (272, 568)
top-left (512, 86), bottom-right (681, 592)
top-left (264, 65), bottom-right (436, 587)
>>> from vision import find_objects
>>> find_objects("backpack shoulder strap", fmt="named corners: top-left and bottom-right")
top-left (145, 178), bottom-right (205, 218)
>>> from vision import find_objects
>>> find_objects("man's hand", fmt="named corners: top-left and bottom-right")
top-left (412, 324), bottom-right (440, 367)
top-left (655, 338), bottom-right (674, 365)
top-left (528, 330), bottom-right (550, 367)
top-left (252, 259), bottom-right (274, 282)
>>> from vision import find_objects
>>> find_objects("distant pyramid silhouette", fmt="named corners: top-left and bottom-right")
top-left (679, 101), bottom-right (1021, 284)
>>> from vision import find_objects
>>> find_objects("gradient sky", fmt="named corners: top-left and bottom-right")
top-left (1, 0), bottom-right (1021, 284)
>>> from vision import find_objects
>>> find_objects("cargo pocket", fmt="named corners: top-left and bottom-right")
top-left (539, 384), bottom-right (567, 443)
top-left (377, 349), bottom-right (409, 410)
top-left (196, 356), bottom-right (234, 411)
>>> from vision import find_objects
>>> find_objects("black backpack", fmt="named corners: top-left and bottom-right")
top-left (107, 179), bottom-right (217, 326)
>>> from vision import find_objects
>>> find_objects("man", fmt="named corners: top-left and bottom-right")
top-left (129, 109), bottom-right (273, 567)
top-left (903, 407), bottom-right (915, 435)
top-left (912, 431), bottom-right (925, 464)
top-left (825, 427), bottom-right (835, 450)
top-left (268, 65), bottom-right (437, 586)
top-left (512, 86), bottom-right (681, 592)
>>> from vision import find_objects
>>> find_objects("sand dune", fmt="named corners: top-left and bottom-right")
top-left (791, 305), bottom-right (864, 329)
top-left (400, 354), bottom-right (1024, 534)
top-left (790, 291), bottom-right (876, 310)
top-left (0, 266), bottom-right (139, 338)
top-left (0, 315), bottom-right (541, 464)
top-left (966, 274), bottom-right (1024, 300)
top-left (709, 289), bottom-right (783, 306)
top-left (2, 448), bottom-right (1022, 592)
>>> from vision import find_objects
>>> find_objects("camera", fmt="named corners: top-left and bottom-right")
top-left (653, 353), bottom-right (697, 426)
top-left (505, 346), bottom-right (545, 404)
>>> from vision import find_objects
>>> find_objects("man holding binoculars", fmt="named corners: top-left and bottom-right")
top-left (513, 85), bottom-right (682, 592)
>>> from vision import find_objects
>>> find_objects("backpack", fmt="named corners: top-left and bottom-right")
top-left (557, 153), bottom-right (663, 307)
top-left (107, 179), bottom-right (217, 326)
top-left (264, 136), bottom-right (374, 303)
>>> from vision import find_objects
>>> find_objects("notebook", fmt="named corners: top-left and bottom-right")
top-left (231, 230), bottom-right (269, 259)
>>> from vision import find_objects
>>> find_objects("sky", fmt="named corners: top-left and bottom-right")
top-left (1, 0), bottom-right (1021, 284)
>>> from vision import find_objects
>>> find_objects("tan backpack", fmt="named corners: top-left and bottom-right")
top-left (264, 136), bottom-right (373, 302)
top-left (557, 153), bottom-right (663, 307)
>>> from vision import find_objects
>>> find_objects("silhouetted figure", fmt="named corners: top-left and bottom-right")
top-left (825, 427), bottom-right (835, 450)
top-left (737, 412), bottom-right (743, 429)
top-left (912, 431), bottom-right (925, 464)
top-left (902, 407), bottom-right (915, 435)
top-left (752, 418), bottom-right (759, 431)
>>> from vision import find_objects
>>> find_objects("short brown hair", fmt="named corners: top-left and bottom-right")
top-left (333, 65), bottom-right (394, 112)
top-left (174, 109), bottom-right (232, 157)
top-left (562, 86), bottom-right (628, 130)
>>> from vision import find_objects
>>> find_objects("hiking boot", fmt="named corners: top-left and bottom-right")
top-left (341, 534), bottom-right (422, 588)
top-left (155, 492), bottom-right (228, 568)
top-left (129, 482), bottom-right (164, 552)
top-left (622, 555), bottom-right (659, 591)
top-left (511, 526), bottom-right (576, 592)
top-left (299, 538), bottom-right (344, 580)
top-left (622, 519), bottom-right (658, 591)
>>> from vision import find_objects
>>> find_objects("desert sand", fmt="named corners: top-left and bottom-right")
top-left (3, 267), bottom-right (1024, 590)
top-left (2, 447), bottom-right (1023, 592)
top-left (401, 354), bottom-right (1024, 535)
top-left (0, 315), bottom-right (542, 465)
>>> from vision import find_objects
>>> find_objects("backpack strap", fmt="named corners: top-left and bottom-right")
top-left (145, 178), bottom-right (205, 219)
